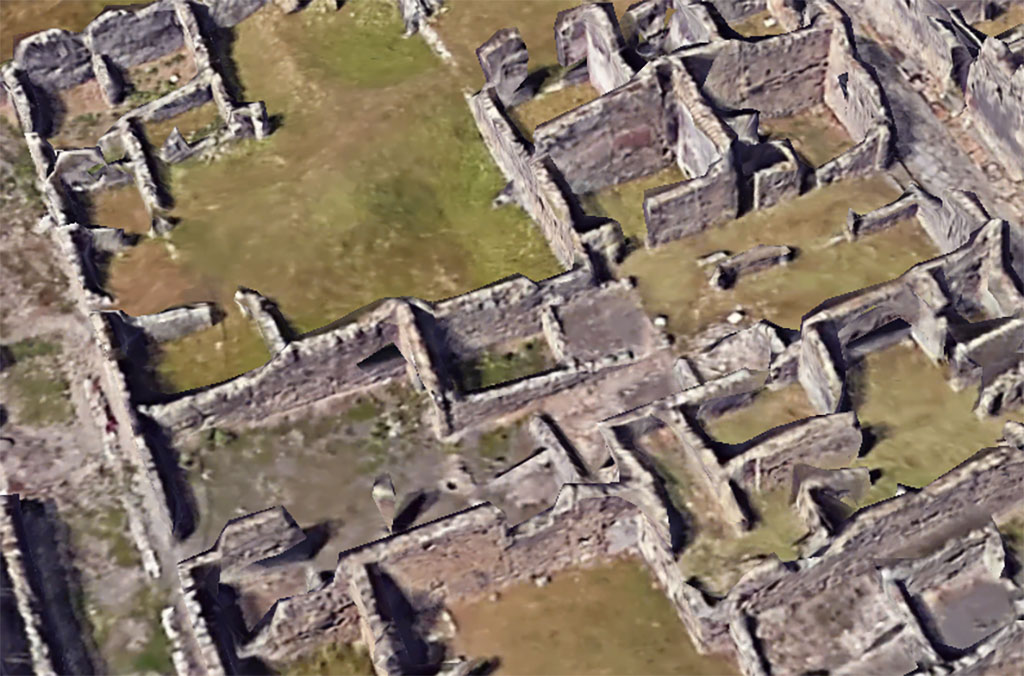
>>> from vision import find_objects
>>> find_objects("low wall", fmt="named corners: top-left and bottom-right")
top-left (467, 88), bottom-right (581, 268)
top-left (643, 160), bottom-right (740, 246)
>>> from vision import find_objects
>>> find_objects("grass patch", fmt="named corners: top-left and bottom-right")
top-left (704, 385), bottom-right (817, 445)
top-left (73, 506), bottom-right (142, 569)
top-left (759, 104), bottom-right (856, 168)
top-left (143, 103), bottom-right (222, 149)
top-left (90, 185), bottom-right (152, 235)
top-left (849, 342), bottom-right (1014, 507)
top-left (6, 337), bottom-right (60, 361)
top-left (729, 9), bottom-right (786, 38)
top-left (583, 164), bottom-right (689, 244)
top-left (449, 558), bottom-right (739, 675)
top-left (345, 396), bottom-right (382, 423)
top-left (455, 338), bottom-right (554, 392)
top-left (619, 175), bottom-right (927, 339)
top-left (277, 643), bottom-right (375, 676)
top-left (510, 82), bottom-right (601, 140)
top-left (108, 2), bottom-right (562, 393)
top-left (153, 312), bottom-right (270, 393)
top-left (0, 338), bottom-right (74, 427)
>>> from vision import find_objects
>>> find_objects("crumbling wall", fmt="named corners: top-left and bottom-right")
top-left (723, 412), bottom-right (862, 493)
top-left (965, 38), bottom-right (1024, 183)
top-left (698, 26), bottom-right (832, 116)
top-left (533, 70), bottom-right (674, 194)
top-left (12, 30), bottom-right (93, 91)
top-left (913, 185), bottom-right (990, 253)
top-left (86, 0), bottom-right (185, 72)
top-left (822, 7), bottom-right (890, 141)
top-left (141, 300), bottom-right (413, 433)
top-left (467, 89), bottom-right (581, 268)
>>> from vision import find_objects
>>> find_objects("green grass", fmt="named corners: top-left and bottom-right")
top-left (7, 337), bottom-right (60, 361)
top-left (449, 558), bottom-right (739, 675)
top-left (849, 343), bottom-right (1014, 507)
top-left (619, 175), bottom-right (927, 340)
top-left (1, 339), bottom-right (74, 427)
top-left (704, 385), bottom-right (817, 445)
top-left (108, 1), bottom-right (562, 393)
top-left (583, 165), bottom-right (689, 244)
top-left (455, 338), bottom-right (555, 392)
top-left (345, 395), bottom-right (383, 423)
top-left (277, 643), bottom-right (375, 676)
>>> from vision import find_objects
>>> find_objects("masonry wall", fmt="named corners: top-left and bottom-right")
top-left (643, 161), bottom-right (740, 246)
top-left (697, 26), bottom-right (832, 116)
top-left (533, 71), bottom-right (675, 194)
top-left (467, 89), bottom-right (580, 268)
top-left (823, 14), bottom-right (889, 140)
top-left (86, 0), bottom-right (185, 71)
top-left (141, 302), bottom-right (410, 433)
top-left (965, 39), bottom-right (1024, 183)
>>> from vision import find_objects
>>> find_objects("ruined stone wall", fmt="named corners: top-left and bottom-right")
top-left (822, 7), bottom-right (889, 141)
top-left (446, 368), bottom-right (589, 432)
top-left (965, 38), bottom-right (1024, 183)
top-left (665, 57), bottom-right (734, 178)
top-left (724, 412), bottom-right (862, 492)
top-left (467, 89), bottom-right (581, 268)
top-left (643, 161), bottom-right (740, 246)
top-left (141, 301), bottom-right (411, 433)
top-left (697, 25), bottom-right (832, 116)
top-left (12, 30), bottom-right (93, 91)
top-left (86, 0), bottom-right (185, 72)
top-left (856, 0), bottom-right (971, 92)
top-left (913, 184), bottom-right (990, 253)
top-left (533, 70), bottom-right (675, 194)
top-left (815, 124), bottom-right (892, 184)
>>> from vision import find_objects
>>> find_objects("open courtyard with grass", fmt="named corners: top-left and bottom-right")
top-left (106, 1), bottom-right (576, 393)
top-left (448, 558), bottom-right (739, 675)
top-left (619, 175), bottom-right (935, 341)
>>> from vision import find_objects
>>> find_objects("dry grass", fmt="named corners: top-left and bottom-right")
top-left (142, 102), bottom-right (222, 150)
top-left (509, 82), bottom-right (600, 140)
top-left (759, 104), bottom-right (856, 168)
top-left (974, 3), bottom-right (1024, 37)
top-left (729, 10), bottom-right (786, 38)
top-left (704, 384), bottom-right (818, 445)
top-left (849, 342), bottom-right (1015, 507)
top-left (90, 185), bottom-right (151, 234)
top-left (448, 558), bottom-right (739, 675)
top-left (618, 176), bottom-right (931, 339)
top-left (583, 164), bottom-right (689, 243)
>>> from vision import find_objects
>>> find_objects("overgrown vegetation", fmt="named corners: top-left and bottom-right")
top-left (0, 337), bottom-right (74, 426)
top-left (278, 643), bottom-right (375, 676)
top-left (455, 339), bottom-right (554, 392)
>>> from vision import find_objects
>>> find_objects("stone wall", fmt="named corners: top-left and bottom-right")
top-left (697, 25), bottom-right (832, 116)
top-left (643, 160), bottom-right (740, 246)
top-left (467, 88), bottom-right (582, 268)
top-left (965, 38), bottom-right (1024, 183)
top-left (822, 6), bottom-right (890, 140)
top-left (533, 69), bottom-right (675, 194)
top-left (86, 0), bottom-right (185, 72)
top-left (140, 300), bottom-right (416, 433)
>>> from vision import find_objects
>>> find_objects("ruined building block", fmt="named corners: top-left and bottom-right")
top-left (798, 320), bottom-right (847, 414)
top-left (476, 28), bottom-right (534, 107)
top-left (665, 1), bottom-right (726, 51)
top-left (623, 0), bottom-right (670, 43)
top-left (554, 3), bottom-right (636, 94)
top-left (709, 244), bottom-right (795, 289)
